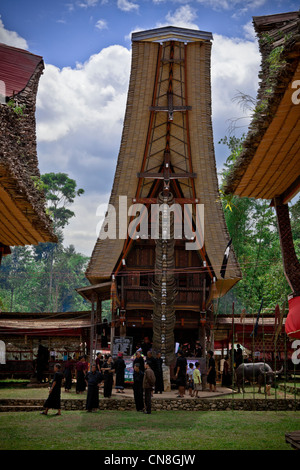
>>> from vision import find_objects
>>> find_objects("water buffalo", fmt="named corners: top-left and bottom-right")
top-left (235, 363), bottom-right (283, 395)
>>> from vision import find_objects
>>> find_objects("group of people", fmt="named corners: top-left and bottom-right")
top-left (174, 349), bottom-right (217, 397)
top-left (40, 349), bottom-right (160, 415)
top-left (41, 351), bottom-right (128, 415)
top-left (40, 347), bottom-right (223, 416)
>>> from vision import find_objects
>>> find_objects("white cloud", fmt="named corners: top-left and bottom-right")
top-left (117, 0), bottom-right (139, 12)
top-left (37, 45), bottom-right (131, 143)
top-left (165, 5), bottom-right (199, 29)
top-left (77, 0), bottom-right (99, 7)
top-left (63, 192), bottom-right (110, 256)
top-left (151, 0), bottom-right (268, 14)
top-left (243, 20), bottom-right (257, 41)
top-left (211, 33), bottom-right (260, 155)
top-left (0, 16), bottom-right (28, 49)
top-left (95, 19), bottom-right (108, 30)
top-left (36, 45), bottom-right (131, 256)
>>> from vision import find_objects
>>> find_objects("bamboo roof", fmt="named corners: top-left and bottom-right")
top-left (0, 43), bottom-right (57, 248)
top-left (223, 11), bottom-right (300, 202)
top-left (86, 27), bottom-right (241, 295)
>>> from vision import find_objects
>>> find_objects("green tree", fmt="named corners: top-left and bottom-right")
top-left (41, 173), bottom-right (84, 229)
top-left (218, 135), bottom-right (293, 313)
top-left (0, 172), bottom-right (89, 313)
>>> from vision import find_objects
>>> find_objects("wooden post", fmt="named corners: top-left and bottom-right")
top-left (96, 298), bottom-right (102, 350)
top-left (274, 197), bottom-right (300, 295)
top-left (90, 294), bottom-right (96, 367)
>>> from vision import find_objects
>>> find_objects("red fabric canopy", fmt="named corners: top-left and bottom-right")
top-left (285, 296), bottom-right (300, 339)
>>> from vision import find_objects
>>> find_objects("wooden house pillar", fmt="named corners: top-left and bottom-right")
top-left (89, 293), bottom-right (96, 366)
top-left (274, 197), bottom-right (300, 296)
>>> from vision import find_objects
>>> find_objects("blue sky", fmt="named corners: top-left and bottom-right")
top-left (1, 0), bottom-right (298, 67)
top-left (0, 0), bottom-right (298, 255)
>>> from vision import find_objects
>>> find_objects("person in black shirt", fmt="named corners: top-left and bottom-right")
top-left (146, 350), bottom-right (158, 375)
top-left (102, 355), bottom-right (115, 398)
top-left (132, 363), bottom-right (144, 412)
top-left (154, 351), bottom-right (164, 394)
top-left (141, 337), bottom-right (152, 356)
top-left (174, 350), bottom-right (187, 398)
top-left (207, 350), bottom-right (217, 392)
top-left (114, 352), bottom-right (126, 393)
top-left (95, 353), bottom-right (104, 372)
top-left (133, 350), bottom-right (145, 372)
top-left (194, 341), bottom-right (203, 358)
top-left (41, 363), bottom-right (64, 415)
top-left (85, 364), bottom-right (103, 412)
top-left (235, 344), bottom-right (243, 368)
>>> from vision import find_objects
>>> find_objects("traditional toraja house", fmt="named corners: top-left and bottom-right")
top-left (0, 310), bottom-right (91, 378)
top-left (0, 43), bottom-right (57, 265)
top-left (223, 11), bottom-right (300, 339)
top-left (77, 26), bottom-right (242, 365)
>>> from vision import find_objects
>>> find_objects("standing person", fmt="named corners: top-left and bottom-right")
top-left (36, 341), bottom-right (49, 383)
top-left (143, 361), bottom-right (156, 414)
top-left (219, 356), bottom-right (225, 381)
top-left (235, 344), bottom-right (243, 369)
top-left (174, 350), bottom-right (187, 398)
top-left (133, 350), bottom-right (145, 372)
top-left (41, 364), bottom-right (64, 416)
top-left (141, 337), bottom-right (152, 356)
top-left (222, 355), bottom-right (231, 387)
top-left (146, 350), bottom-right (157, 372)
top-left (193, 362), bottom-right (202, 398)
top-left (115, 352), bottom-right (126, 394)
top-left (132, 363), bottom-right (144, 412)
top-left (64, 356), bottom-right (73, 392)
top-left (194, 341), bottom-right (202, 358)
top-left (102, 355), bottom-right (115, 398)
top-left (75, 356), bottom-right (88, 394)
top-left (187, 363), bottom-right (194, 397)
top-left (85, 364), bottom-right (103, 412)
top-left (101, 319), bottom-right (109, 348)
top-left (95, 353), bottom-right (103, 373)
top-left (207, 350), bottom-right (217, 392)
top-left (154, 351), bottom-right (164, 394)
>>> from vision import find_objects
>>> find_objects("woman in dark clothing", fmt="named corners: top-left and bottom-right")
top-left (114, 352), bottom-right (126, 393)
top-left (102, 355), bottom-right (115, 398)
top-left (222, 355), bottom-right (231, 387)
top-left (85, 364), bottom-right (103, 412)
top-left (132, 363), bottom-right (144, 411)
top-left (76, 356), bottom-right (88, 394)
top-left (154, 352), bottom-right (164, 394)
top-left (64, 357), bottom-right (73, 392)
top-left (174, 350), bottom-right (187, 398)
top-left (41, 364), bottom-right (64, 415)
top-left (207, 350), bottom-right (217, 392)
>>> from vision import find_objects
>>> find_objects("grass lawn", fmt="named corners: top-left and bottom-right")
top-left (0, 410), bottom-right (299, 450)
top-left (0, 387), bottom-right (87, 400)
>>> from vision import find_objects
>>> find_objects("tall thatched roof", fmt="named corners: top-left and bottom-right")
top-left (223, 11), bottom-right (300, 202)
top-left (86, 27), bottom-right (241, 295)
top-left (0, 43), bottom-right (57, 248)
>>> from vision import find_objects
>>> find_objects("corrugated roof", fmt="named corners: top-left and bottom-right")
top-left (0, 43), bottom-right (43, 98)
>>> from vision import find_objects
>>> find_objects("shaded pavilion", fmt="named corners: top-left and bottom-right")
top-left (78, 27), bottom-right (241, 364)
top-left (0, 43), bottom-right (57, 265)
top-left (223, 11), bottom-right (300, 338)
